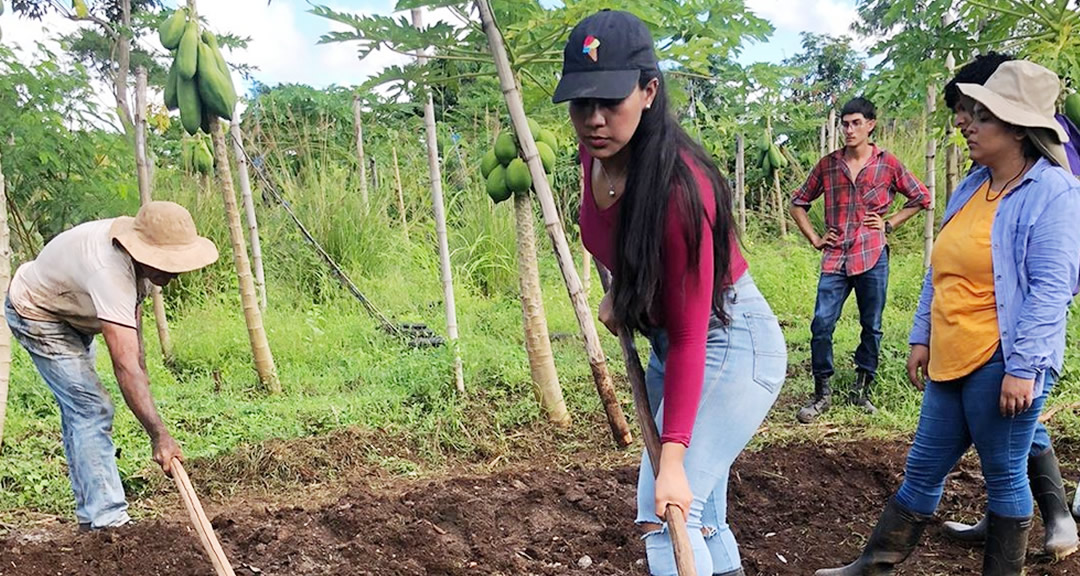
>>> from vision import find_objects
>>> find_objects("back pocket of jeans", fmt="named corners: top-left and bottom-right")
top-left (745, 312), bottom-right (787, 394)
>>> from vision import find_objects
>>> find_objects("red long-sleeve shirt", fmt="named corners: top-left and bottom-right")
top-left (579, 150), bottom-right (748, 446)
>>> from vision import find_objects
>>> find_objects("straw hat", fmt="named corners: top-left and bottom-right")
top-left (957, 60), bottom-right (1070, 168)
top-left (110, 201), bottom-right (219, 273)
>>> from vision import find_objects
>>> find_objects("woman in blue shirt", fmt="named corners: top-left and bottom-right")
top-left (815, 60), bottom-right (1080, 576)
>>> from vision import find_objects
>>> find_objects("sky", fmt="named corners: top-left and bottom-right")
top-left (0, 0), bottom-right (863, 105)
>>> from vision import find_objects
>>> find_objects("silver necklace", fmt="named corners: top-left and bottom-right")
top-left (597, 160), bottom-right (619, 197)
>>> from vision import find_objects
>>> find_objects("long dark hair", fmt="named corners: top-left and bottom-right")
top-left (611, 69), bottom-right (737, 334)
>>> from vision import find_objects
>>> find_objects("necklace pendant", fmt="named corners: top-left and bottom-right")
top-left (608, 188), bottom-right (616, 197)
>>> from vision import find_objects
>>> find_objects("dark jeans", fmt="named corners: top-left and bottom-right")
top-left (810, 247), bottom-right (888, 380)
top-left (895, 348), bottom-right (1052, 518)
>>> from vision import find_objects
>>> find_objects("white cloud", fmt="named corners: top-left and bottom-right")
top-left (746, 0), bottom-right (858, 39)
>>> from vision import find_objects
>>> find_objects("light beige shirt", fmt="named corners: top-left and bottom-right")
top-left (9, 219), bottom-right (151, 334)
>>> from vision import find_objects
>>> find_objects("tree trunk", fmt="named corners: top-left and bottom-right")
top-left (354, 96), bottom-right (369, 211)
top-left (230, 119), bottom-right (267, 310)
top-left (773, 169), bottom-right (787, 236)
top-left (0, 150), bottom-right (11, 449)
top-left (819, 122), bottom-right (826, 158)
top-left (943, 14), bottom-right (959, 206)
top-left (210, 117), bottom-right (281, 393)
top-left (924, 85), bottom-right (937, 269)
top-left (736, 134), bottom-right (746, 235)
top-left (475, 0), bottom-right (632, 447)
top-left (134, 68), bottom-right (175, 363)
top-left (114, 0), bottom-right (134, 135)
top-left (391, 145), bottom-right (408, 241)
top-left (413, 8), bottom-right (465, 394)
top-left (513, 191), bottom-right (569, 426)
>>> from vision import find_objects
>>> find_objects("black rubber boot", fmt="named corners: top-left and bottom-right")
top-left (797, 376), bottom-right (832, 424)
top-left (1030, 447), bottom-right (1079, 559)
top-left (983, 513), bottom-right (1032, 576)
top-left (814, 497), bottom-right (930, 575)
top-left (714, 568), bottom-right (745, 576)
top-left (849, 370), bottom-right (877, 414)
top-left (942, 447), bottom-right (1078, 559)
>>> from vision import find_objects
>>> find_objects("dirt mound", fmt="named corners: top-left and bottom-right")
top-left (3, 439), bottom-right (1079, 575)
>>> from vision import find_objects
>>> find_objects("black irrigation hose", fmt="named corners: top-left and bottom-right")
top-left (233, 134), bottom-right (444, 347)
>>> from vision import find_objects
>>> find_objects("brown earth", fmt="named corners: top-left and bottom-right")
top-left (5, 438), bottom-right (1080, 575)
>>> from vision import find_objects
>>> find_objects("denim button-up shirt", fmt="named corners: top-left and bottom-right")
top-left (909, 158), bottom-right (1080, 394)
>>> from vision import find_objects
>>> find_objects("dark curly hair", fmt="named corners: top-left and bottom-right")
top-left (943, 52), bottom-right (1014, 110)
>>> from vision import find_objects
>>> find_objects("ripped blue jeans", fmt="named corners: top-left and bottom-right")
top-left (5, 297), bottom-right (130, 529)
top-left (637, 273), bottom-right (786, 575)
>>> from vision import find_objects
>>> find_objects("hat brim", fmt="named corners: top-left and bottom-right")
top-left (957, 82), bottom-right (1068, 143)
top-left (552, 69), bottom-right (641, 103)
top-left (1027, 128), bottom-right (1072, 169)
top-left (110, 217), bottom-right (219, 274)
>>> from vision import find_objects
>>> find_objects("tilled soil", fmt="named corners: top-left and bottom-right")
top-left (4, 439), bottom-right (1080, 575)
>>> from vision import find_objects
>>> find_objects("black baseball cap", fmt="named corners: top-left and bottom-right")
top-left (551, 10), bottom-right (659, 103)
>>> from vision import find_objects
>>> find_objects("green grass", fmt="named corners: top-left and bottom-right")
top-left (3, 127), bottom-right (1079, 523)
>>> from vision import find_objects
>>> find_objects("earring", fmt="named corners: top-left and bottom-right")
top-left (645, 104), bottom-right (651, 110)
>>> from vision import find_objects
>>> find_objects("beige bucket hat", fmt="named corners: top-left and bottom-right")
top-left (110, 201), bottom-right (219, 273)
top-left (957, 60), bottom-right (1070, 168)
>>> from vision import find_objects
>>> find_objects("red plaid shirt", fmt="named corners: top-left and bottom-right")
top-left (792, 145), bottom-right (930, 276)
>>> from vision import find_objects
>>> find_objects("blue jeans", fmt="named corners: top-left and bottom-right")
top-left (5, 298), bottom-right (130, 528)
top-left (895, 348), bottom-right (1051, 518)
top-left (637, 274), bottom-right (785, 576)
top-left (810, 248), bottom-right (889, 379)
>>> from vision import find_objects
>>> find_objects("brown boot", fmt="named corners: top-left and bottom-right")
top-left (815, 497), bottom-right (930, 575)
top-left (983, 513), bottom-right (1032, 575)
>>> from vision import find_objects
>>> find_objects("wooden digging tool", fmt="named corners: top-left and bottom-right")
top-left (597, 265), bottom-right (697, 575)
top-left (172, 459), bottom-right (236, 576)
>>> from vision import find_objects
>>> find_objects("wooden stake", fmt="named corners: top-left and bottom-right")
top-left (134, 68), bottom-right (174, 363)
top-left (172, 460), bottom-right (236, 576)
top-left (413, 8), bottom-right (465, 394)
top-left (0, 148), bottom-right (10, 449)
top-left (391, 144), bottom-right (408, 241)
top-left (475, 0), bottom-right (631, 446)
top-left (354, 95), bottom-right (369, 211)
top-left (735, 134), bottom-right (746, 236)
top-left (923, 85), bottom-right (937, 269)
top-left (230, 119), bottom-right (267, 310)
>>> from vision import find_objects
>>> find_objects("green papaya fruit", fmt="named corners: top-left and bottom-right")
top-left (494, 132), bottom-right (518, 166)
top-left (163, 58), bottom-right (180, 111)
top-left (176, 20), bottom-right (199, 79)
top-left (768, 145), bottom-right (784, 170)
top-left (201, 109), bottom-right (213, 135)
top-left (194, 139), bottom-right (214, 175)
top-left (158, 9), bottom-right (187, 50)
top-left (758, 132), bottom-right (771, 152)
top-left (1065, 93), bottom-right (1080, 129)
top-left (480, 149), bottom-right (499, 179)
top-left (196, 40), bottom-right (234, 120)
top-left (535, 141), bottom-right (555, 174)
top-left (177, 75), bottom-right (202, 136)
top-left (537, 129), bottom-right (558, 152)
top-left (505, 158), bottom-right (532, 193)
top-left (526, 118), bottom-right (541, 138)
top-left (486, 165), bottom-right (511, 203)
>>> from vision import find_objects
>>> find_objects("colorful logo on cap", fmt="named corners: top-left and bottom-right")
top-left (583, 35), bottom-right (600, 62)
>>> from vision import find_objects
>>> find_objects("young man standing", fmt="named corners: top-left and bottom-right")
top-left (791, 97), bottom-right (931, 423)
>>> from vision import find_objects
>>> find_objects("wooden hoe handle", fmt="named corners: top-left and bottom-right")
top-left (172, 459), bottom-right (236, 576)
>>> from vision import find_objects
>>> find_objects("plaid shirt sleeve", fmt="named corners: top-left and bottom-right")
top-left (887, 152), bottom-right (931, 209)
top-left (792, 157), bottom-right (825, 208)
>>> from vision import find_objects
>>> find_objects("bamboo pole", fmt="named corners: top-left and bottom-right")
top-left (826, 108), bottom-right (837, 152)
top-left (924, 85), bottom-right (937, 269)
top-left (736, 134), bottom-right (746, 235)
top-left (513, 190), bottom-right (570, 427)
top-left (172, 460), bottom-right (236, 576)
top-left (819, 121), bottom-right (827, 158)
top-left (475, 0), bottom-right (632, 446)
top-left (943, 11), bottom-right (959, 205)
top-left (391, 144), bottom-right (408, 240)
top-left (230, 119), bottom-right (267, 310)
top-left (0, 149), bottom-right (10, 449)
top-left (413, 8), bottom-right (465, 394)
top-left (134, 68), bottom-right (175, 364)
top-left (354, 96), bottom-right (369, 211)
